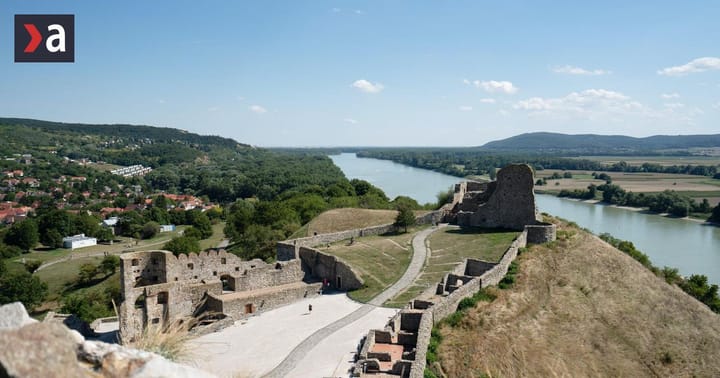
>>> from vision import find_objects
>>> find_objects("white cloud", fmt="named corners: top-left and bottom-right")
top-left (249, 105), bottom-right (267, 114)
top-left (714, 102), bottom-right (720, 110)
top-left (661, 93), bottom-right (680, 99)
top-left (473, 80), bottom-right (518, 94)
top-left (331, 8), bottom-right (341, 13)
top-left (514, 89), bottom-right (636, 117)
top-left (479, 98), bottom-right (496, 104)
top-left (553, 65), bottom-right (611, 76)
top-left (351, 79), bottom-right (384, 93)
top-left (663, 102), bottom-right (685, 109)
top-left (459, 106), bottom-right (473, 111)
top-left (354, 9), bottom-right (365, 15)
top-left (343, 118), bottom-right (358, 124)
top-left (658, 57), bottom-right (720, 76)
top-left (462, 78), bottom-right (471, 85)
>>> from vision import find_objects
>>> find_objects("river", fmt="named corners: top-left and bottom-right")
top-left (330, 153), bottom-right (720, 284)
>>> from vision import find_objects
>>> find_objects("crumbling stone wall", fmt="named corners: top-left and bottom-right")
top-left (298, 247), bottom-right (364, 290)
top-left (455, 164), bottom-right (540, 230)
top-left (118, 249), bottom-right (317, 341)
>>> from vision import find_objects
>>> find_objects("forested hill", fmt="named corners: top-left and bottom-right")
top-left (480, 132), bottom-right (720, 153)
top-left (0, 117), bottom-right (244, 149)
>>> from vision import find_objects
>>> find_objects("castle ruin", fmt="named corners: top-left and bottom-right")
top-left (118, 249), bottom-right (321, 341)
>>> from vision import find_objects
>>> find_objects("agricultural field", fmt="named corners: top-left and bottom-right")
top-left (384, 226), bottom-right (519, 307)
top-left (577, 155), bottom-right (720, 166)
top-left (535, 169), bottom-right (720, 206)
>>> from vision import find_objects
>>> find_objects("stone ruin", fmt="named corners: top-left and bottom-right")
top-left (354, 164), bottom-right (557, 377)
top-left (450, 164), bottom-right (541, 230)
top-left (118, 249), bottom-right (321, 341)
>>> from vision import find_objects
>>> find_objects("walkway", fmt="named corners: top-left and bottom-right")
top-left (263, 225), bottom-right (443, 377)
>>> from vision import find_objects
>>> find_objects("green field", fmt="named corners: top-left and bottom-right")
top-left (384, 226), bottom-right (519, 307)
top-left (317, 227), bottom-right (427, 302)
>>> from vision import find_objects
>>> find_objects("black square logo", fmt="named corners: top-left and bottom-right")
top-left (15, 15), bottom-right (74, 63)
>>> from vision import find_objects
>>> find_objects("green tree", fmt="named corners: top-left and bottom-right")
top-left (113, 196), bottom-right (129, 208)
top-left (709, 204), bottom-right (720, 223)
top-left (183, 226), bottom-right (203, 240)
top-left (394, 206), bottom-right (416, 233)
top-left (187, 211), bottom-right (213, 239)
top-left (4, 219), bottom-right (39, 251)
top-left (24, 260), bottom-right (42, 273)
top-left (44, 229), bottom-right (64, 249)
top-left (95, 227), bottom-right (115, 242)
top-left (0, 271), bottom-right (48, 310)
top-left (61, 292), bottom-right (113, 323)
top-left (163, 236), bottom-right (200, 256)
top-left (141, 221), bottom-right (160, 239)
top-left (99, 255), bottom-right (120, 276)
top-left (78, 263), bottom-right (98, 284)
top-left (224, 200), bottom-right (255, 242)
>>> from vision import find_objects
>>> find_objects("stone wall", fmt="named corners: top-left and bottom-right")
top-left (118, 249), bottom-right (317, 341)
top-left (455, 164), bottom-right (540, 230)
top-left (298, 247), bottom-right (364, 290)
top-left (526, 222), bottom-right (557, 244)
top-left (277, 210), bottom-right (444, 261)
top-left (205, 282), bottom-right (321, 319)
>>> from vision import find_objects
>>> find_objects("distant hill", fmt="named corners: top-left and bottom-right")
top-left (0, 117), bottom-right (245, 149)
top-left (480, 132), bottom-right (720, 153)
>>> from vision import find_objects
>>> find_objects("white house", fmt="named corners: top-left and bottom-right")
top-left (159, 224), bottom-right (176, 233)
top-left (63, 234), bottom-right (97, 250)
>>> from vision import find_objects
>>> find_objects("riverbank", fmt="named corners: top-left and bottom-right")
top-left (536, 192), bottom-right (717, 225)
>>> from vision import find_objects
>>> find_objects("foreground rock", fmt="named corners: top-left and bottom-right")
top-left (0, 302), bottom-right (215, 378)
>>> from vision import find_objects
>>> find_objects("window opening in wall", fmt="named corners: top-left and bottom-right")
top-left (337, 276), bottom-right (342, 289)
top-left (274, 262), bottom-right (282, 270)
top-left (235, 267), bottom-right (240, 271)
top-left (187, 263), bottom-right (194, 270)
top-left (151, 318), bottom-right (160, 324)
top-left (134, 294), bottom-right (145, 309)
top-left (152, 258), bottom-right (158, 265)
top-left (221, 258), bottom-right (226, 264)
top-left (213, 271), bottom-right (217, 276)
top-left (131, 259), bottom-right (139, 266)
top-left (193, 275), bottom-right (198, 279)
top-left (157, 291), bottom-right (168, 304)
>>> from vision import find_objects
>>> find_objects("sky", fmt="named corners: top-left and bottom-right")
top-left (1, 1), bottom-right (719, 147)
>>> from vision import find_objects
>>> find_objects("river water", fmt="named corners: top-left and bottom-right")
top-left (330, 153), bottom-right (720, 284)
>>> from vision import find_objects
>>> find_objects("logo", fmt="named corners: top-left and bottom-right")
top-left (15, 15), bottom-right (74, 63)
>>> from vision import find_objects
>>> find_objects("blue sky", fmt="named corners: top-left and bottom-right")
top-left (2, 1), bottom-right (719, 146)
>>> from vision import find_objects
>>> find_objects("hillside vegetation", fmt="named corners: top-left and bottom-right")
top-left (434, 223), bottom-right (720, 377)
top-left (480, 132), bottom-right (720, 153)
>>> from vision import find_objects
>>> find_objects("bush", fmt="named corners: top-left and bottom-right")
top-left (0, 271), bottom-right (48, 310)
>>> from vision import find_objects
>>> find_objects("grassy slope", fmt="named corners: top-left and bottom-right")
top-left (386, 227), bottom-right (518, 307)
top-left (297, 208), bottom-right (428, 237)
top-left (437, 223), bottom-right (720, 377)
top-left (317, 229), bottom-right (419, 302)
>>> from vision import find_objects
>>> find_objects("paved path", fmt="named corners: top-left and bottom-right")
top-left (264, 225), bottom-right (443, 377)
top-left (369, 225), bottom-right (443, 306)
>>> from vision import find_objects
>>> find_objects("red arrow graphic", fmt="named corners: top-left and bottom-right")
top-left (23, 24), bottom-right (41, 53)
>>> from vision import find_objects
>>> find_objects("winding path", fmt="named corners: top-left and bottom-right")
top-left (264, 225), bottom-right (444, 378)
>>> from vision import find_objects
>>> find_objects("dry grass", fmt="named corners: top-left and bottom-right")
top-left (302, 208), bottom-right (428, 236)
top-left (436, 222), bottom-right (720, 377)
top-left (122, 317), bottom-right (199, 362)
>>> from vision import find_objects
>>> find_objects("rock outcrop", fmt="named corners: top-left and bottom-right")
top-left (0, 302), bottom-right (215, 378)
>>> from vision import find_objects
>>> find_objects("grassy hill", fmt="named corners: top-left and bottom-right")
top-left (433, 222), bottom-right (720, 377)
top-left (292, 208), bottom-right (429, 237)
top-left (480, 132), bottom-right (720, 153)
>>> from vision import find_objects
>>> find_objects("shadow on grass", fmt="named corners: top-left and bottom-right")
top-left (62, 273), bottom-right (115, 292)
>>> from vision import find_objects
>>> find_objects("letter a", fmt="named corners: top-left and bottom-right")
top-left (46, 24), bottom-right (66, 52)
